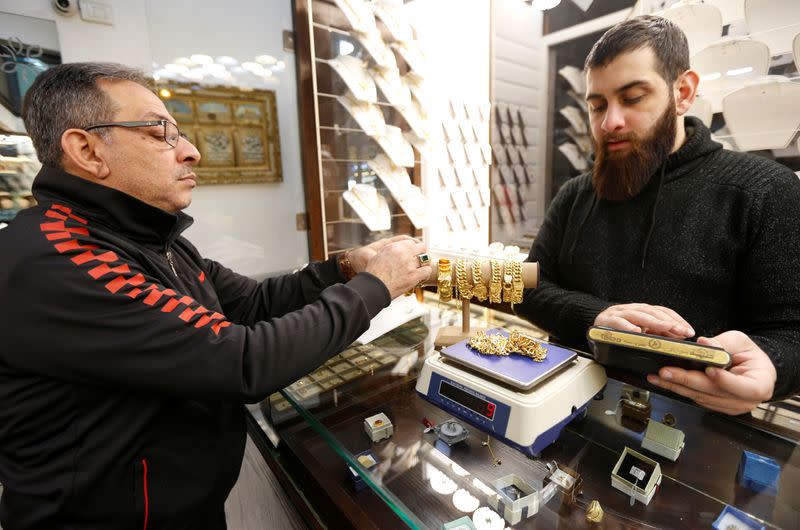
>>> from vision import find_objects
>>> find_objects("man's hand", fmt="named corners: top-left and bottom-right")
top-left (594, 303), bottom-right (695, 339)
top-left (348, 235), bottom-right (418, 274)
top-left (364, 238), bottom-right (431, 299)
top-left (646, 330), bottom-right (776, 415)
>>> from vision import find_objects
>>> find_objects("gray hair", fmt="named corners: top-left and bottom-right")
top-left (21, 62), bottom-right (149, 168)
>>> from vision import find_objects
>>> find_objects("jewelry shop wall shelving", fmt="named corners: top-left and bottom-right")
top-left (295, 0), bottom-right (433, 260)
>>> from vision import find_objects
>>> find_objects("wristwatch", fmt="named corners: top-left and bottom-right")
top-left (338, 251), bottom-right (356, 281)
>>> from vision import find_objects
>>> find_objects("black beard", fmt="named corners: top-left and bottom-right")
top-left (592, 98), bottom-right (677, 202)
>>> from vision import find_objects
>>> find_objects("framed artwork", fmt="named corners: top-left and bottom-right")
top-left (164, 98), bottom-right (193, 122)
top-left (156, 83), bottom-right (282, 184)
top-left (196, 127), bottom-right (235, 166)
top-left (197, 100), bottom-right (232, 124)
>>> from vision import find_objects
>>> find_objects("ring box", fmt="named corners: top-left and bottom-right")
top-left (489, 474), bottom-right (539, 525)
top-left (347, 449), bottom-right (379, 492)
top-left (364, 412), bottom-right (394, 442)
top-left (611, 447), bottom-right (662, 505)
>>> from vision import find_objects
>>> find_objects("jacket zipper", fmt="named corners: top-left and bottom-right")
top-left (141, 458), bottom-right (149, 530)
top-left (165, 248), bottom-right (178, 277)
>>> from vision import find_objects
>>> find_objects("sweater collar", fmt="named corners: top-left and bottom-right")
top-left (663, 116), bottom-right (722, 179)
top-left (32, 165), bottom-right (194, 245)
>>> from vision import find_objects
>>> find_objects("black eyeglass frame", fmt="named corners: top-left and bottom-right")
top-left (84, 120), bottom-right (187, 148)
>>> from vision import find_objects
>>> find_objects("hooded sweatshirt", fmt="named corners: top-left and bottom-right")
top-left (517, 117), bottom-right (800, 400)
top-left (0, 166), bottom-right (390, 529)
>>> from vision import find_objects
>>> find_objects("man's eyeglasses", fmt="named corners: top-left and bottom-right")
top-left (84, 120), bottom-right (187, 148)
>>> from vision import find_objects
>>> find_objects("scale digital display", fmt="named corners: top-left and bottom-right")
top-left (439, 380), bottom-right (496, 420)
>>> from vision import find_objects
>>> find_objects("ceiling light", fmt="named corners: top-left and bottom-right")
top-left (531, 0), bottom-right (561, 9)
top-left (255, 54), bottom-right (277, 65)
top-left (190, 54), bottom-right (213, 65)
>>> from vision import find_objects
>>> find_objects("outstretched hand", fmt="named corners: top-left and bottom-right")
top-left (646, 330), bottom-right (776, 415)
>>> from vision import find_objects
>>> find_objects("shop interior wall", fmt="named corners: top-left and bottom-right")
top-left (1, 0), bottom-right (309, 278)
top-left (490, 0), bottom-right (547, 249)
top-left (404, 0), bottom-right (491, 251)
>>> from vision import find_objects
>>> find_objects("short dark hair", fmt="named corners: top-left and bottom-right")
top-left (584, 15), bottom-right (690, 85)
top-left (21, 62), bottom-right (149, 168)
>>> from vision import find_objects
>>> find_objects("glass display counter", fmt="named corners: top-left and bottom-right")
top-left (248, 294), bottom-right (799, 529)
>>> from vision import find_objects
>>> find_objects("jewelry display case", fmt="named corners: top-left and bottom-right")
top-left (248, 294), bottom-right (800, 529)
top-left (295, 0), bottom-right (429, 260)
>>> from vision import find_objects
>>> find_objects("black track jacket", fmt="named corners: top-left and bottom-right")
top-left (0, 166), bottom-right (390, 529)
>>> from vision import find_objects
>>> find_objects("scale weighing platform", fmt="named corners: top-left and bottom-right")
top-left (416, 328), bottom-right (607, 456)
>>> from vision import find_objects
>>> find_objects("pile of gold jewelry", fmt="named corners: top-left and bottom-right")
top-left (467, 330), bottom-right (548, 362)
top-left (438, 258), bottom-right (524, 307)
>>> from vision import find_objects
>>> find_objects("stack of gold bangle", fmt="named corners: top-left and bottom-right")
top-left (438, 259), bottom-right (453, 302)
top-left (501, 261), bottom-right (513, 303)
top-left (455, 259), bottom-right (472, 301)
top-left (511, 260), bottom-right (524, 306)
top-left (471, 259), bottom-right (488, 301)
top-left (467, 329), bottom-right (547, 362)
top-left (489, 260), bottom-right (502, 304)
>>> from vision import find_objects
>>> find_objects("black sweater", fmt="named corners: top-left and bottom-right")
top-left (0, 166), bottom-right (390, 529)
top-left (517, 117), bottom-right (800, 400)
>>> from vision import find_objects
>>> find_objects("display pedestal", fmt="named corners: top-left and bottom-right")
top-left (428, 259), bottom-right (538, 347)
top-left (435, 299), bottom-right (485, 348)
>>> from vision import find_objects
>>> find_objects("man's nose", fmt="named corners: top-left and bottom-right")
top-left (601, 104), bottom-right (626, 133)
top-left (177, 137), bottom-right (201, 165)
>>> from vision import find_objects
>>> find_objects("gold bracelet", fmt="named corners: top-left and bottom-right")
top-left (467, 330), bottom-right (547, 362)
top-left (511, 260), bottom-right (524, 306)
top-left (455, 259), bottom-right (472, 301)
top-left (471, 259), bottom-right (488, 301)
top-left (489, 260), bottom-right (502, 304)
top-left (438, 259), bottom-right (452, 303)
top-left (501, 260), bottom-right (513, 303)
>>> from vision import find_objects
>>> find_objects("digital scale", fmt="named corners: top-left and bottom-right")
top-left (416, 329), bottom-right (607, 456)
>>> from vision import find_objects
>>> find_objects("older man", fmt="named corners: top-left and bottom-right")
top-left (0, 62), bottom-right (431, 529)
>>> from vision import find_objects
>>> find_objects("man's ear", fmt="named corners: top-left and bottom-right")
top-left (674, 69), bottom-right (699, 117)
top-left (61, 129), bottom-right (111, 179)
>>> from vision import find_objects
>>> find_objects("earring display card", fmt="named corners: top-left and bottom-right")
top-left (454, 165), bottom-right (475, 187)
top-left (493, 143), bottom-right (507, 165)
top-left (443, 120), bottom-right (462, 142)
top-left (439, 165), bottom-right (458, 189)
top-left (447, 142), bottom-right (467, 166)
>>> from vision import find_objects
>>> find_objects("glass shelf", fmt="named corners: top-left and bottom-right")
top-left (255, 293), bottom-right (800, 529)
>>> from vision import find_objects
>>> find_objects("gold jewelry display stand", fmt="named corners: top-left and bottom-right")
top-left (422, 260), bottom-right (539, 348)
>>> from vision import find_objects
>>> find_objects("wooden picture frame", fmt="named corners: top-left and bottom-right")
top-left (157, 83), bottom-right (282, 184)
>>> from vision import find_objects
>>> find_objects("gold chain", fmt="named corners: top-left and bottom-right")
top-left (511, 260), bottom-right (524, 306)
top-left (467, 330), bottom-right (547, 362)
top-left (471, 259), bottom-right (488, 301)
top-left (455, 259), bottom-right (472, 300)
top-left (438, 259), bottom-right (452, 302)
top-left (489, 260), bottom-right (502, 304)
top-left (502, 260), bottom-right (513, 303)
